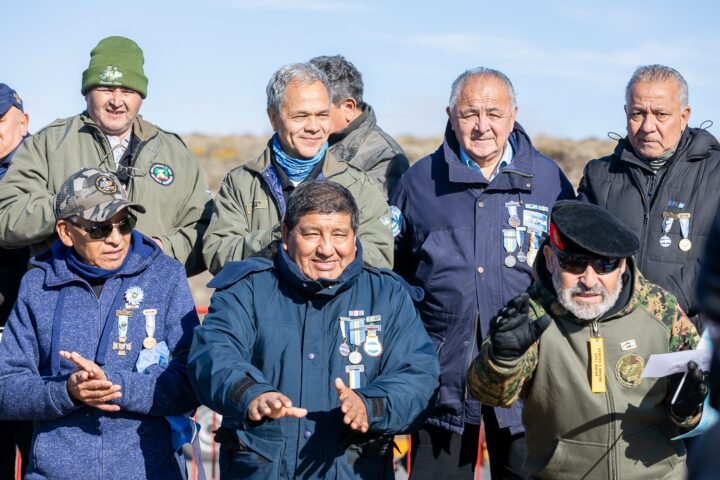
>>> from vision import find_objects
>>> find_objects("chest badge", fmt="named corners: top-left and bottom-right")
top-left (149, 163), bottom-right (175, 186)
top-left (125, 286), bottom-right (144, 309)
top-left (615, 354), bottom-right (645, 388)
top-left (363, 326), bottom-right (383, 357)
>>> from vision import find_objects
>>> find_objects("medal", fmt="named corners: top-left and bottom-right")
top-left (142, 308), bottom-right (157, 350)
top-left (503, 229), bottom-right (517, 268)
top-left (112, 310), bottom-right (133, 356)
top-left (363, 327), bottom-right (383, 357)
top-left (338, 317), bottom-right (351, 357)
top-left (515, 227), bottom-right (527, 263)
top-left (660, 214), bottom-right (674, 248)
top-left (349, 350), bottom-right (363, 365)
top-left (506, 202), bottom-right (521, 228)
top-left (343, 316), bottom-right (365, 364)
top-left (678, 213), bottom-right (692, 252)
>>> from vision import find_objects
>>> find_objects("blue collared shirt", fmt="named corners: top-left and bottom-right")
top-left (459, 139), bottom-right (515, 181)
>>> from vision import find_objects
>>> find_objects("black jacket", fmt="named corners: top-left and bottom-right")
top-left (577, 127), bottom-right (720, 322)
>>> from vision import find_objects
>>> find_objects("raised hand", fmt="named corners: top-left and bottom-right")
top-left (335, 378), bottom-right (369, 432)
top-left (489, 293), bottom-right (551, 361)
top-left (247, 391), bottom-right (307, 422)
top-left (61, 351), bottom-right (122, 412)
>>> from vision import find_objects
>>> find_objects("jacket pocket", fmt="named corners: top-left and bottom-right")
top-left (618, 425), bottom-right (684, 479)
top-left (336, 434), bottom-right (395, 479)
top-left (534, 438), bottom-right (609, 479)
top-left (218, 428), bottom-right (285, 480)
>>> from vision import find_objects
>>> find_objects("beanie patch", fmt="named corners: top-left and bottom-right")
top-left (99, 66), bottom-right (124, 85)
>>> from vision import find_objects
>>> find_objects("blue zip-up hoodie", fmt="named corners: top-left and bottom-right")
top-left (0, 231), bottom-right (199, 479)
top-left (188, 243), bottom-right (439, 479)
top-left (391, 122), bottom-right (574, 434)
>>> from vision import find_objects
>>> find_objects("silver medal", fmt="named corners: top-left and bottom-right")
top-left (679, 238), bottom-right (692, 251)
top-left (659, 235), bottom-right (672, 248)
top-left (338, 342), bottom-right (351, 357)
top-left (504, 255), bottom-right (517, 268)
top-left (349, 350), bottom-right (362, 365)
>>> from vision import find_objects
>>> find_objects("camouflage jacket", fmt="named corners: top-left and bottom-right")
top-left (467, 264), bottom-right (700, 479)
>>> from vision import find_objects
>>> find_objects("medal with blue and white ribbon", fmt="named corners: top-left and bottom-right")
top-left (142, 309), bottom-right (157, 349)
top-left (527, 229), bottom-right (540, 266)
top-left (660, 213), bottom-right (674, 248)
top-left (503, 229), bottom-right (518, 267)
top-left (113, 310), bottom-right (132, 356)
top-left (516, 227), bottom-right (527, 263)
top-left (678, 213), bottom-right (692, 251)
top-left (345, 364), bottom-right (365, 389)
top-left (506, 201), bottom-right (521, 228)
top-left (338, 317), bottom-right (351, 357)
top-left (345, 317), bottom-right (365, 364)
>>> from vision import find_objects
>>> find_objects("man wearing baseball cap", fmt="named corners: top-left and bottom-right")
top-left (0, 168), bottom-right (199, 479)
top-left (467, 200), bottom-right (706, 479)
top-left (0, 37), bottom-right (211, 275)
top-left (0, 82), bottom-right (31, 478)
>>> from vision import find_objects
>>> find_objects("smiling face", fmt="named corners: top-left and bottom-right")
top-left (56, 210), bottom-right (131, 270)
top-left (447, 75), bottom-right (517, 167)
top-left (267, 80), bottom-right (331, 159)
top-left (282, 211), bottom-right (357, 281)
top-left (544, 245), bottom-right (626, 320)
top-left (625, 80), bottom-right (690, 159)
top-left (85, 86), bottom-right (142, 139)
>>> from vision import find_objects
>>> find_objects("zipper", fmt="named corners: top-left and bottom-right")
top-left (589, 319), bottom-right (617, 479)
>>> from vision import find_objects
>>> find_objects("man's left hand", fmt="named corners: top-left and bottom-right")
top-left (670, 360), bottom-right (708, 418)
top-left (335, 378), bottom-right (369, 432)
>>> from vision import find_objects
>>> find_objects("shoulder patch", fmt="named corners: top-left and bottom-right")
top-left (208, 257), bottom-right (274, 290)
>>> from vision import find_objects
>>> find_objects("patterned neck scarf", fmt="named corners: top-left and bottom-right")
top-left (271, 134), bottom-right (328, 183)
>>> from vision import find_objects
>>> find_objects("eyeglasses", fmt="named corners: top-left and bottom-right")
top-left (68, 216), bottom-right (136, 240)
top-left (553, 248), bottom-right (622, 275)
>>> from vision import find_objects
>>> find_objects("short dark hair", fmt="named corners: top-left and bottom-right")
top-left (283, 181), bottom-right (359, 232)
top-left (309, 55), bottom-right (364, 106)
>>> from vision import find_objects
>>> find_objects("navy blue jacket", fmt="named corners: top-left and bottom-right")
top-left (188, 244), bottom-right (438, 479)
top-left (390, 122), bottom-right (574, 434)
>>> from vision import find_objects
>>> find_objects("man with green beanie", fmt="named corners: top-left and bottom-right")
top-left (0, 36), bottom-right (212, 275)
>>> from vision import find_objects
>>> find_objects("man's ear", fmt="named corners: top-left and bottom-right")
top-left (543, 245), bottom-right (554, 273)
top-left (267, 107), bottom-right (278, 131)
top-left (19, 112), bottom-right (29, 136)
top-left (56, 220), bottom-right (75, 248)
top-left (341, 98), bottom-right (357, 123)
top-left (280, 223), bottom-right (289, 251)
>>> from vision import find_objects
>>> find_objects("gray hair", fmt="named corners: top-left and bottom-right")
top-left (625, 64), bottom-right (689, 108)
top-left (449, 67), bottom-right (517, 109)
top-left (283, 181), bottom-right (359, 233)
top-left (309, 55), bottom-right (364, 105)
top-left (266, 62), bottom-right (331, 114)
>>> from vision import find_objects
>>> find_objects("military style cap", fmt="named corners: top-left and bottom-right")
top-left (55, 168), bottom-right (146, 221)
top-left (0, 83), bottom-right (23, 115)
top-left (549, 200), bottom-right (639, 258)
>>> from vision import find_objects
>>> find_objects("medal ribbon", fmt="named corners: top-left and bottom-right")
top-left (503, 229), bottom-right (517, 254)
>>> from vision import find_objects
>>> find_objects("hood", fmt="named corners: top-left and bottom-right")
top-left (31, 230), bottom-right (161, 288)
top-left (616, 127), bottom-right (720, 170)
top-left (530, 239), bottom-right (640, 325)
top-left (275, 239), bottom-right (364, 297)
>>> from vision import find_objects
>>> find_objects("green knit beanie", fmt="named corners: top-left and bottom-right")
top-left (81, 36), bottom-right (148, 98)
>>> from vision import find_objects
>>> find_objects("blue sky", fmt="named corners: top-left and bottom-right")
top-left (5, 1), bottom-right (720, 140)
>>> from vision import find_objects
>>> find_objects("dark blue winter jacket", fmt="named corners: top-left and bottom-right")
top-left (0, 231), bottom-right (199, 479)
top-left (188, 243), bottom-right (439, 479)
top-left (390, 122), bottom-right (574, 434)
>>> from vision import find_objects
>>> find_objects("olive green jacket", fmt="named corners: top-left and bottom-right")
top-left (202, 145), bottom-right (394, 274)
top-left (0, 113), bottom-right (212, 275)
top-left (468, 264), bottom-right (700, 479)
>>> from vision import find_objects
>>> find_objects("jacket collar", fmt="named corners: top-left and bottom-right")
top-left (79, 111), bottom-right (159, 144)
top-left (244, 141), bottom-right (350, 178)
top-left (276, 240), bottom-right (364, 297)
top-left (328, 102), bottom-right (375, 146)
top-left (31, 230), bottom-right (160, 288)
top-left (442, 120), bottom-right (536, 191)
top-left (616, 127), bottom-right (720, 171)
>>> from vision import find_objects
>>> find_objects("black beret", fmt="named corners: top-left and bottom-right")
top-left (549, 200), bottom-right (639, 258)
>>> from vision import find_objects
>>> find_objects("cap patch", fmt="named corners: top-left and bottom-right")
top-left (149, 163), bottom-right (174, 186)
top-left (95, 175), bottom-right (118, 194)
top-left (100, 66), bottom-right (124, 84)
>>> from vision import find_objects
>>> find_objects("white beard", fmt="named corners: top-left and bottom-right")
top-left (552, 269), bottom-right (624, 321)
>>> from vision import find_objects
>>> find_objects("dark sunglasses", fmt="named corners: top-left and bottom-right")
top-left (553, 248), bottom-right (622, 275)
top-left (68, 216), bottom-right (136, 240)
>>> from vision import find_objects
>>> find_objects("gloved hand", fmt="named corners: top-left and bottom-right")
top-left (669, 360), bottom-right (708, 418)
top-left (489, 293), bottom-right (551, 361)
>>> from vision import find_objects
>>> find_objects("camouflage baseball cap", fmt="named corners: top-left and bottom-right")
top-left (55, 168), bottom-right (146, 221)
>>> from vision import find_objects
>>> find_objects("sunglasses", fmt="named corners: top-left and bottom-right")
top-left (68, 216), bottom-right (136, 240)
top-left (553, 248), bottom-right (622, 275)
